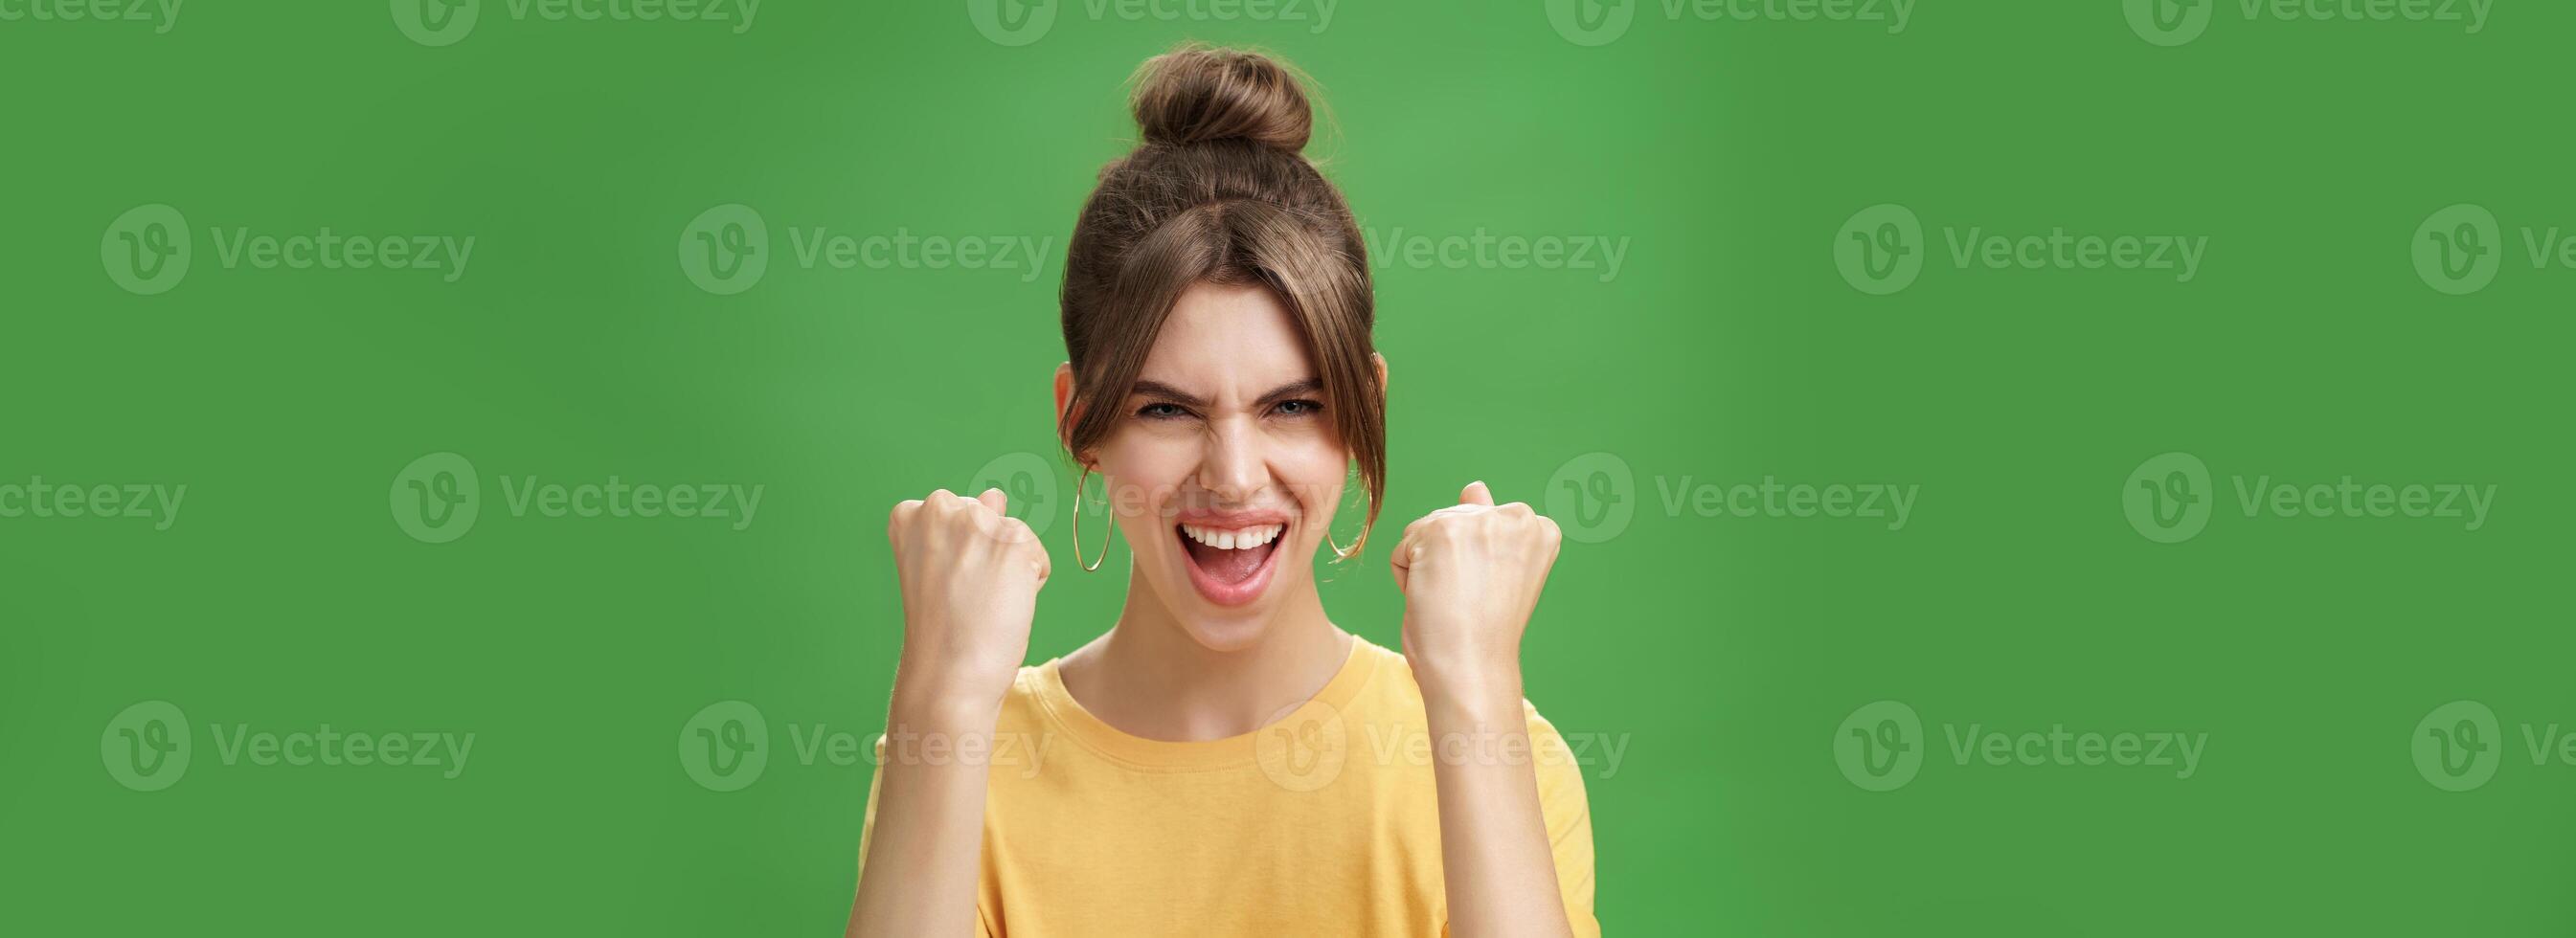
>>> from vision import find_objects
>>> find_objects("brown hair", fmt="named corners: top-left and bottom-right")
top-left (1056, 44), bottom-right (1386, 563)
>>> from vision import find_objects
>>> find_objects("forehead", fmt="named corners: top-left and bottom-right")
top-left (1137, 280), bottom-right (1314, 387)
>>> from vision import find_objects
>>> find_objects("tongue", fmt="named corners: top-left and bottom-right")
top-left (1186, 537), bottom-right (1273, 583)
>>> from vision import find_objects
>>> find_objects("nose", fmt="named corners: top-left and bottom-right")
top-left (1196, 415), bottom-right (1270, 505)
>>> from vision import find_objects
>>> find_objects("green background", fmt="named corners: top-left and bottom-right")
top-left (5, 1), bottom-right (2571, 934)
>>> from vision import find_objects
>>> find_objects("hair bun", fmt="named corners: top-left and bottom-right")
top-left (1131, 44), bottom-right (1312, 153)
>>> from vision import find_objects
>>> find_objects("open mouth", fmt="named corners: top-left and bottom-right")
top-left (1176, 521), bottom-right (1285, 607)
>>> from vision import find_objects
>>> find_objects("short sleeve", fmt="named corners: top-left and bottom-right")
top-left (1527, 703), bottom-right (1602, 938)
top-left (854, 736), bottom-right (888, 878)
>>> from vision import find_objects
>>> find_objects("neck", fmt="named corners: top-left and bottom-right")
top-left (1064, 563), bottom-right (1350, 742)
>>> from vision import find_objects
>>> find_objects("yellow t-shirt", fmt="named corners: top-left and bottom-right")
top-left (856, 636), bottom-right (1601, 937)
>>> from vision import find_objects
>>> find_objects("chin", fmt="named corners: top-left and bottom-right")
top-left (1172, 609), bottom-right (1276, 653)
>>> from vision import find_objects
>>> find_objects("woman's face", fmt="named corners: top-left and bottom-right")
top-left (1084, 280), bottom-right (1351, 650)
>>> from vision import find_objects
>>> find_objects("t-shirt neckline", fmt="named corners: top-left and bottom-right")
top-left (1028, 633), bottom-right (1383, 771)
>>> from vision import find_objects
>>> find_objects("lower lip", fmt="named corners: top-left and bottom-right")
top-left (1178, 525), bottom-right (1283, 607)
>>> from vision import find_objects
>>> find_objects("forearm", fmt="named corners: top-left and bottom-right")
top-left (846, 685), bottom-right (1001, 938)
top-left (1421, 669), bottom-right (1576, 938)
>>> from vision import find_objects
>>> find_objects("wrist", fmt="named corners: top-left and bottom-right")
top-left (1412, 658), bottom-right (1525, 719)
top-left (889, 669), bottom-right (1007, 730)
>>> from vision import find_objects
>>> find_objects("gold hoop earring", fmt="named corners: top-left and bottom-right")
top-left (1071, 466), bottom-right (1114, 572)
top-left (1327, 491), bottom-right (1372, 559)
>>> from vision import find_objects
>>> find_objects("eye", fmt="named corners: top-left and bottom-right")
top-left (1136, 402), bottom-right (1192, 420)
top-left (1273, 399), bottom-right (1324, 417)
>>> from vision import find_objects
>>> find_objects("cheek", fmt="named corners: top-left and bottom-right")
top-left (1096, 429), bottom-right (1195, 516)
top-left (1276, 433), bottom-right (1352, 513)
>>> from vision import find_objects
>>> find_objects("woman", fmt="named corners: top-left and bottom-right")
top-left (847, 44), bottom-right (1597, 938)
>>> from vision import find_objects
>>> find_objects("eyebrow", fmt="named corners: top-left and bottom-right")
top-left (1129, 378), bottom-right (1323, 411)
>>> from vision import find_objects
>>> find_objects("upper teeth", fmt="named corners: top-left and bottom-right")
top-left (1181, 523), bottom-right (1284, 550)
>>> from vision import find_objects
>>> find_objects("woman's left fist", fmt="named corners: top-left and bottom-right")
top-left (1390, 480), bottom-right (1564, 695)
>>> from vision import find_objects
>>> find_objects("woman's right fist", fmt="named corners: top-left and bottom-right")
top-left (886, 488), bottom-right (1051, 710)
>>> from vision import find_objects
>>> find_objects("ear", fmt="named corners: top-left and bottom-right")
top-left (1053, 362), bottom-right (1075, 420)
top-left (1370, 352), bottom-right (1389, 394)
top-left (1053, 362), bottom-right (1086, 467)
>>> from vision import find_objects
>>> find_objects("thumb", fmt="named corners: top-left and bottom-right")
top-left (1460, 480), bottom-right (1495, 507)
top-left (977, 487), bottom-right (1009, 515)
